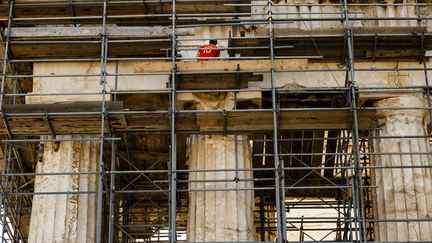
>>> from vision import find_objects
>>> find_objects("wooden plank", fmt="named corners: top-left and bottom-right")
top-left (128, 150), bottom-right (169, 161)
top-left (196, 110), bottom-right (376, 131)
top-left (0, 1), bottom-right (252, 21)
top-left (117, 94), bottom-right (169, 111)
top-left (230, 34), bottom-right (432, 61)
top-left (0, 103), bottom-right (376, 135)
top-left (3, 101), bottom-right (123, 113)
top-left (10, 41), bottom-right (170, 58)
top-left (0, 102), bottom-right (125, 135)
top-left (257, 26), bottom-right (428, 36)
top-left (10, 26), bottom-right (195, 39)
top-left (134, 59), bottom-right (308, 73)
top-left (0, 116), bottom-right (126, 135)
top-left (175, 73), bottom-right (263, 90)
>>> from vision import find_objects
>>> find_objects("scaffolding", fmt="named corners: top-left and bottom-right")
top-left (0, 0), bottom-right (431, 242)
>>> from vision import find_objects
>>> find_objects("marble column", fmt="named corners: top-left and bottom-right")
top-left (370, 96), bottom-right (432, 241)
top-left (185, 93), bottom-right (255, 242)
top-left (28, 136), bottom-right (99, 243)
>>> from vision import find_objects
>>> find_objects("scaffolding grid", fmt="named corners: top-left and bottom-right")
top-left (0, 0), bottom-right (430, 242)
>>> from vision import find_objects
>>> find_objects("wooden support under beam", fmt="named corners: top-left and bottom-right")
top-left (9, 26), bottom-right (195, 39)
top-left (0, 106), bottom-right (376, 135)
top-left (257, 26), bottom-right (428, 36)
top-left (194, 110), bottom-right (376, 131)
top-left (128, 150), bottom-right (169, 161)
top-left (134, 59), bottom-right (308, 73)
top-left (0, 102), bottom-right (126, 135)
top-left (3, 101), bottom-right (123, 113)
top-left (8, 0), bottom-right (252, 16)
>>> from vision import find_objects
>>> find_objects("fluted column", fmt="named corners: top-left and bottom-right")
top-left (28, 136), bottom-right (99, 243)
top-left (184, 92), bottom-right (255, 242)
top-left (187, 135), bottom-right (255, 242)
top-left (370, 96), bottom-right (432, 241)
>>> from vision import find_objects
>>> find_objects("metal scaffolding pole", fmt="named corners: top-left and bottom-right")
top-left (0, 0), bottom-right (13, 240)
top-left (267, 1), bottom-right (286, 242)
top-left (169, 0), bottom-right (178, 242)
top-left (108, 138), bottom-right (117, 243)
top-left (341, 0), bottom-right (366, 241)
top-left (96, 0), bottom-right (109, 242)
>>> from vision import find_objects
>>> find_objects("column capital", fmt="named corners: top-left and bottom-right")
top-left (182, 92), bottom-right (235, 110)
top-left (373, 96), bottom-right (429, 127)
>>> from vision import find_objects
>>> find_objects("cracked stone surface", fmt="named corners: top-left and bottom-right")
top-left (370, 96), bottom-right (432, 241)
top-left (28, 136), bottom-right (99, 243)
top-left (186, 135), bottom-right (255, 242)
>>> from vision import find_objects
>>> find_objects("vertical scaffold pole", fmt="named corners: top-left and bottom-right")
top-left (169, 0), bottom-right (178, 242)
top-left (96, 0), bottom-right (109, 242)
top-left (342, 0), bottom-right (366, 241)
top-left (0, 0), bottom-right (13, 113)
top-left (108, 138), bottom-right (117, 243)
top-left (0, 2), bottom-right (13, 241)
top-left (267, 1), bottom-right (287, 242)
top-left (423, 60), bottom-right (432, 124)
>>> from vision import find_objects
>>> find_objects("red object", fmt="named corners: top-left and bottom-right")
top-left (197, 44), bottom-right (220, 59)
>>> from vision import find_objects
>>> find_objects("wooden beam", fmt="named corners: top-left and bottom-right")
top-left (9, 26), bottom-right (195, 39)
top-left (257, 26), bottom-right (428, 36)
top-left (128, 150), bottom-right (169, 161)
top-left (0, 102), bottom-right (125, 135)
top-left (9, 1), bottom-right (251, 15)
top-left (0, 102), bottom-right (376, 135)
top-left (195, 110), bottom-right (376, 131)
top-left (134, 59), bottom-right (308, 73)
top-left (120, 110), bottom-right (376, 133)
top-left (3, 101), bottom-right (123, 113)
top-left (11, 41), bottom-right (170, 58)
top-left (175, 73), bottom-right (263, 90)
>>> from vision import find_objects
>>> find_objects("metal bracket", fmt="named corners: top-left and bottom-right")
top-left (372, 33), bottom-right (378, 62)
top-left (68, 0), bottom-right (77, 26)
top-left (228, 31), bottom-right (234, 57)
top-left (222, 109), bottom-right (227, 136)
top-left (236, 64), bottom-right (241, 89)
top-left (420, 32), bottom-right (425, 63)
top-left (44, 114), bottom-right (60, 151)
top-left (106, 113), bottom-right (114, 136)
